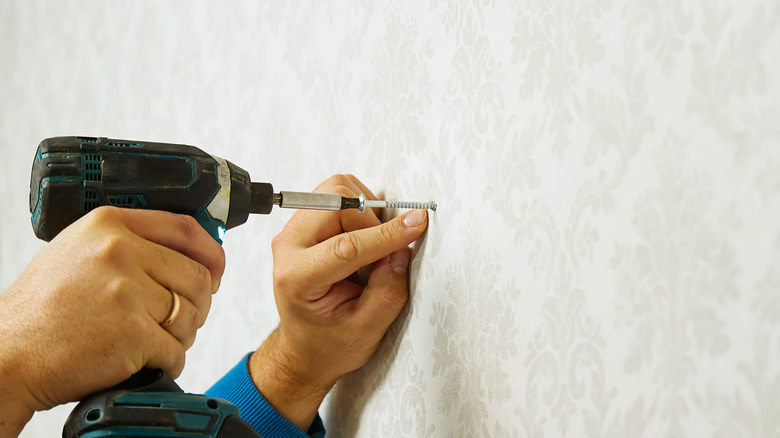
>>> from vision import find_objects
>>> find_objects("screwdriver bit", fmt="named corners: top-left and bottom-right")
top-left (256, 190), bottom-right (437, 213)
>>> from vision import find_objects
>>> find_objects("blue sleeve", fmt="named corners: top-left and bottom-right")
top-left (205, 353), bottom-right (325, 438)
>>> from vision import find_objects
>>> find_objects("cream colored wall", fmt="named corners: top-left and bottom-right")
top-left (2, 1), bottom-right (779, 437)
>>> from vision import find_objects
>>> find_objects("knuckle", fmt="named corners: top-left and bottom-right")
top-left (328, 174), bottom-right (352, 187)
top-left (271, 233), bottom-right (286, 255)
top-left (96, 234), bottom-right (128, 263)
top-left (376, 286), bottom-right (408, 310)
top-left (331, 184), bottom-right (356, 197)
top-left (104, 276), bottom-right (134, 303)
top-left (319, 174), bottom-right (358, 194)
top-left (186, 307), bottom-right (200, 335)
top-left (272, 262), bottom-right (294, 291)
top-left (378, 221), bottom-right (397, 244)
top-left (272, 261), bottom-right (313, 302)
top-left (88, 205), bottom-right (120, 223)
top-left (214, 245), bottom-right (227, 272)
top-left (190, 297), bottom-right (210, 329)
top-left (197, 294), bottom-right (212, 327)
top-left (194, 262), bottom-right (212, 293)
top-left (332, 233), bottom-right (359, 262)
top-left (182, 332), bottom-right (197, 350)
top-left (175, 214), bottom-right (202, 237)
top-left (123, 312), bottom-right (151, 340)
top-left (116, 359), bottom-right (141, 382)
top-left (168, 348), bottom-right (186, 378)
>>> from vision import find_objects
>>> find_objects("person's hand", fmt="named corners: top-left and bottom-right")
top-left (248, 174), bottom-right (429, 430)
top-left (0, 207), bottom-right (225, 437)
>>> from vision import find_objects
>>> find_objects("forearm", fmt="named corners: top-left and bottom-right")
top-left (0, 399), bottom-right (31, 438)
top-left (0, 300), bottom-right (35, 438)
top-left (0, 350), bottom-right (34, 438)
top-left (248, 329), bottom-right (334, 432)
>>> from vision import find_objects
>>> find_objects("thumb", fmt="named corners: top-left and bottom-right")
top-left (353, 249), bottom-right (411, 335)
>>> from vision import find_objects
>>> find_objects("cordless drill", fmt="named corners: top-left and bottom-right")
top-left (31, 136), bottom-right (435, 243)
top-left (29, 136), bottom-right (380, 244)
top-left (31, 136), bottom-right (293, 438)
top-left (30, 136), bottom-right (362, 438)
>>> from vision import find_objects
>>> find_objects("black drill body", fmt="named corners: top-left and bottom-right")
top-left (30, 136), bottom-right (274, 243)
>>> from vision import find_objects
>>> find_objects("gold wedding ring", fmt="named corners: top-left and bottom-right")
top-left (161, 291), bottom-right (181, 328)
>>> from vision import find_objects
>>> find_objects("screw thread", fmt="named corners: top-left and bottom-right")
top-left (385, 200), bottom-right (437, 211)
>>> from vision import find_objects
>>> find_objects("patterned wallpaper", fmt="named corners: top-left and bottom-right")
top-left (2, 1), bottom-right (779, 437)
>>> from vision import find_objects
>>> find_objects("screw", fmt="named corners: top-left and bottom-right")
top-left (358, 193), bottom-right (437, 213)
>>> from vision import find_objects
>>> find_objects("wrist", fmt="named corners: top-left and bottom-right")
top-left (275, 326), bottom-right (341, 391)
top-left (0, 325), bottom-right (36, 437)
top-left (249, 329), bottom-right (335, 431)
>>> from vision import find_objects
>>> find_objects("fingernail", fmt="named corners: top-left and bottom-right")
top-left (403, 209), bottom-right (426, 228)
top-left (390, 250), bottom-right (410, 275)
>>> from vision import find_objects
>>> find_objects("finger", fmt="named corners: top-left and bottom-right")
top-left (309, 174), bottom-right (374, 202)
top-left (299, 209), bottom-right (427, 294)
top-left (323, 174), bottom-right (384, 228)
top-left (345, 174), bottom-right (378, 203)
top-left (110, 207), bottom-right (226, 293)
top-left (344, 174), bottom-right (382, 218)
top-left (277, 182), bottom-right (382, 249)
top-left (305, 205), bottom-right (383, 245)
top-left (141, 243), bottom-right (213, 325)
top-left (310, 281), bottom-right (364, 318)
top-left (280, 207), bottom-right (382, 250)
top-left (352, 249), bottom-right (410, 336)
top-left (143, 321), bottom-right (187, 378)
top-left (150, 288), bottom-right (203, 349)
top-left (326, 174), bottom-right (381, 218)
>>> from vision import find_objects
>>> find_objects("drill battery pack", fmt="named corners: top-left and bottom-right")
top-left (63, 368), bottom-right (263, 438)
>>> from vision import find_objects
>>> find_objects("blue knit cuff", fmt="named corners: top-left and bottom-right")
top-left (205, 353), bottom-right (325, 438)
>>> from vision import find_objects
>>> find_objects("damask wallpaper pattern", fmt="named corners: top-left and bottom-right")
top-left (1, 1), bottom-right (779, 437)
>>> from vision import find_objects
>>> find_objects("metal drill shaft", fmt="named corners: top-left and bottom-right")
top-left (270, 191), bottom-right (436, 213)
top-left (277, 191), bottom-right (342, 210)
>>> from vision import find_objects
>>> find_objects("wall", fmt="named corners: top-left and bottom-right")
top-left (2, 1), bottom-right (779, 436)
